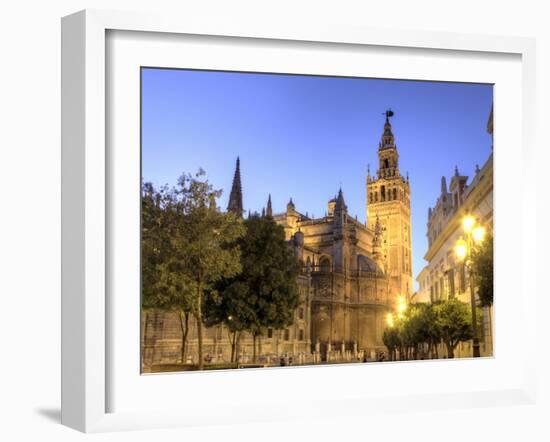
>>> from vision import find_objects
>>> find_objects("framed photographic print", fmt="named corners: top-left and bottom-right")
top-left (61, 9), bottom-right (538, 433)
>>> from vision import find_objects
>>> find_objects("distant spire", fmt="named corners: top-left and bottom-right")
top-left (454, 165), bottom-right (459, 177)
top-left (266, 194), bottom-right (273, 218)
top-left (261, 207), bottom-right (265, 217)
top-left (475, 164), bottom-right (480, 174)
top-left (287, 197), bottom-right (295, 213)
top-left (441, 176), bottom-right (447, 194)
top-left (335, 188), bottom-right (347, 212)
top-left (227, 157), bottom-right (243, 216)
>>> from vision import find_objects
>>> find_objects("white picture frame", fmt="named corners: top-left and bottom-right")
top-left (61, 9), bottom-right (538, 433)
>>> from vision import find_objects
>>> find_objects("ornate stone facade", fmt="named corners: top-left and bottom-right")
top-left (141, 112), bottom-right (411, 368)
top-left (414, 107), bottom-right (493, 358)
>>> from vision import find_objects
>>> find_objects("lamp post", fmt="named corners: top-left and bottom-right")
top-left (455, 215), bottom-right (486, 358)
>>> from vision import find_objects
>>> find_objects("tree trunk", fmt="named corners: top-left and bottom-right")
top-left (230, 331), bottom-right (236, 363)
top-left (142, 311), bottom-right (149, 368)
top-left (196, 288), bottom-right (204, 370)
top-left (446, 342), bottom-right (454, 359)
top-left (178, 311), bottom-right (189, 363)
top-left (252, 334), bottom-right (257, 363)
top-left (236, 332), bottom-right (242, 363)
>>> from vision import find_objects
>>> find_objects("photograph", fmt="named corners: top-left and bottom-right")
top-left (140, 68), bottom-right (494, 373)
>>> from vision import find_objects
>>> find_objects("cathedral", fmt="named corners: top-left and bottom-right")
top-left (141, 111), bottom-right (413, 369)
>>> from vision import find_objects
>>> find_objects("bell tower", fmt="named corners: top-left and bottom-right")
top-left (366, 110), bottom-right (413, 299)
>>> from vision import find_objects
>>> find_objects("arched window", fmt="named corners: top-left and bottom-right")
top-left (393, 188), bottom-right (397, 200)
top-left (319, 256), bottom-right (331, 273)
top-left (384, 159), bottom-right (389, 169)
top-left (381, 186), bottom-right (386, 202)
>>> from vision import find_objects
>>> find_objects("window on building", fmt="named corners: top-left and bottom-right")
top-left (299, 329), bottom-right (304, 341)
top-left (381, 186), bottom-right (386, 201)
top-left (393, 188), bottom-right (397, 200)
top-left (298, 308), bottom-right (304, 320)
top-left (284, 329), bottom-right (290, 341)
top-left (267, 328), bottom-right (273, 338)
top-left (319, 256), bottom-right (331, 273)
top-left (447, 269), bottom-right (455, 298)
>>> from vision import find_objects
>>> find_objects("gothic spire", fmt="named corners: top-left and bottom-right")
top-left (227, 156), bottom-right (243, 217)
top-left (266, 194), bottom-right (273, 218)
top-left (335, 188), bottom-right (347, 212)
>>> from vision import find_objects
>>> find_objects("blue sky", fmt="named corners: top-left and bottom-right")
top-left (141, 68), bottom-right (493, 288)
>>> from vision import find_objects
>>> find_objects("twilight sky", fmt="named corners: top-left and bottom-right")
top-left (141, 68), bottom-right (493, 289)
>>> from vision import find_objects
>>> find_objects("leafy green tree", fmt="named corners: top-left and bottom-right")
top-left (203, 281), bottom-right (254, 363)
top-left (142, 183), bottom-right (190, 361)
top-left (383, 326), bottom-right (400, 361)
top-left (404, 304), bottom-right (432, 359)
top-left (421, 302), bottom-right (442, 359)
top-left (434, 298), bottom-right (473, 358)
top-left (205, 214), bottom-right (301, 362)
top-left (472, 231), bottom-right (493, 307)
top-left (169, 170), bottom-right (245, 370)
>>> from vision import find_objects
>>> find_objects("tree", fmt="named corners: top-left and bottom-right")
top-left (403, 303), bottom-right (434, 360)
top-left (472, 231), bottom-right (493, 307)
top-left (142, 183), bottom-right (188, 362)
top-left (434, 298), bottom-right (473, 358)
top-left (422, 302), bottom-right (442, 359)
top-left (383, 326), bottom-right (400, 361)
top-left (205, 214), bottom-right (301, 362)
top-left (204, 281), bottom-right (253, 363)
top-left (169, 170), bottom-right (245, 370)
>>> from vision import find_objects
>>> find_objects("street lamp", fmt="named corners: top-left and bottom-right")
top-left (454, 215), bottom-right (486, 358)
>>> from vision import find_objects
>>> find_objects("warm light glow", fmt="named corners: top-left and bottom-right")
top-left (386, 313), bottom-right (394, 328)
top-left (397, 296), bottom-right (407, 314)
top-left (462, 215), bottom-right (476, 233)
top-left (455, 237), bottom-right (467, 261)
top-left (472, 225), bottom-right (486, 244)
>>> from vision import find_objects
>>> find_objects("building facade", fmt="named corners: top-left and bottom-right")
top-left (414, 107), bottom-right (494, 358)
top-left (141, 112), bottom-right (411, 369)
